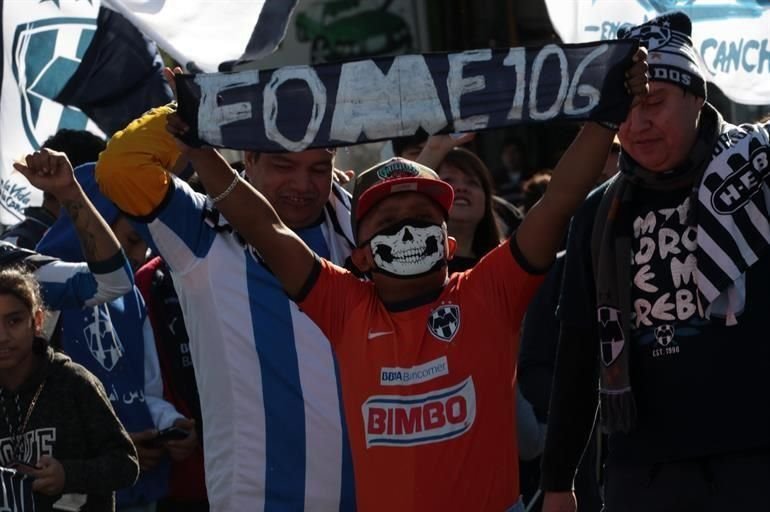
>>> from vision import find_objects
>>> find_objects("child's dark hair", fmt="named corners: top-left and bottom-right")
top-left (0, 267), bottom-right (46, 353)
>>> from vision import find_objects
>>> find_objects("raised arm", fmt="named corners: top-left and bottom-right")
top-left (516, 123), bottom-right (615, 269)
top-left (516, 48), bottom-right (648, 270)
top-left (167, 137), bottom-right (316, 299)
top-left (415, 132), bottom-right (475, 169)
top-left (155, 64), bottom-right (314, 295)
top-left (14, 149), bottom-right (122, 263)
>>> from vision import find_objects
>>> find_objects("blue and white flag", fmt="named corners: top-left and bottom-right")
top-left (0, 0), bottom-right (103, 224)
top-left (0, 0), bottom-right (172, 225)
top-left (544, 0), bottom-right (770, 105)
top-left (1, 0), bottom-right (294, 225)
top-left (103, 0), bottom-right (299, 72)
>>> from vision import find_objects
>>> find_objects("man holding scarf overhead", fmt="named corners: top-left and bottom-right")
top-left (94, 104), bottom-right (357, 511)
top-left (157, 43), bottom-right (649, 512)
top-left (542, 12), bottom-right (770, 512)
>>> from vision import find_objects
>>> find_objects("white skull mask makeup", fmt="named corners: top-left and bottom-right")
top-left (369, 219), bottom-right (446, 278)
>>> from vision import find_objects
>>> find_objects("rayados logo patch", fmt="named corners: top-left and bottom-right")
top-left (11, 17), bottom-right (97, 149)
top-left (362, 376), bottom-right (476, 448)
top-left (83, 307), bottom-right (125, 372)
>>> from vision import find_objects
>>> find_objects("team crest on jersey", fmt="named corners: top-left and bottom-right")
top-left (597, 306), bottom-right (624, 367)
top-left (427, 304), bottom-right (460, 342)
top-left (10, 17), bottom-right (98, 149)
top-left (83, 307), bottom-right (125, 372)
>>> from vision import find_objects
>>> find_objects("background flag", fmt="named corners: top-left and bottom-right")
top-left (543, 0), bottom-right (770, 105)
top-left (0, 0), bottom-right (323, 225)
top-left (0, 0), bottom-right (172, 225)
top-left (102, 0), bottom-right (299, 72)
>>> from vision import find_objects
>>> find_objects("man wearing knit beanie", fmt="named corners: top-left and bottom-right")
top-left (541, 11), bottom-right (770, 512)
top-left (618, 11), bottom-right (707, 100)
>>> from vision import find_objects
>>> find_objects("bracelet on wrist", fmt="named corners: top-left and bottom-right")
top-left (210, 173), bottom-right (240, 204)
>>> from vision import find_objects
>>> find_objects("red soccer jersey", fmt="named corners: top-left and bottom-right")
top-left (299, 239), bottom-right (545, 511)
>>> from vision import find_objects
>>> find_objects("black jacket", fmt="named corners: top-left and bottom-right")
top-left (542, 181), bottom-right (770, 490)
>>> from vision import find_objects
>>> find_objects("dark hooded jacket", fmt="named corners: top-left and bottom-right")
top-left (0, 347), bottom-right (138, 511)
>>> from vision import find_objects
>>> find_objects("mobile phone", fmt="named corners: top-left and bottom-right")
top-left (154, 426), bottom-right (189, 443)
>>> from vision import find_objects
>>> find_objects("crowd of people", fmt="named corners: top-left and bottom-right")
top-left (0, 11), bottom-right (767, 512)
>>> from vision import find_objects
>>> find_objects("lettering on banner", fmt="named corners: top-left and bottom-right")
top-left (0, 180), bottom-right (32, 222)
top-left (701, 37), bottom-right (770, 75)
top-left (362, 376), bottom-right (476, 448)
top-left (263, 66), bottom-right (327, 152)
top-left (329, 55), bottom-right (446, 142)
top-left (179, 41), bottom-right (632, 152)
top-left (580, 12), bottom-right (770, 77)
top-left (562, 0), bottom-right (770, 105)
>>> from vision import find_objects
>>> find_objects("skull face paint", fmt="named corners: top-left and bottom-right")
top-left (369, 219), bottom-right (446, 278)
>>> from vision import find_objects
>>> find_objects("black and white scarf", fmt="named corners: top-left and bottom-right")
top-left (695, 121), bottom-right (770, 314)
top-left (591, 104), bottom-right (770, 433)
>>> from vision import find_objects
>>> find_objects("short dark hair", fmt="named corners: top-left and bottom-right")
top-left (42, 129), bottom-right (105, 168)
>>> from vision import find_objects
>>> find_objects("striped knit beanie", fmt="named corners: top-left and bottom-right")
top-left (618, 12), bottom-right (707, 99)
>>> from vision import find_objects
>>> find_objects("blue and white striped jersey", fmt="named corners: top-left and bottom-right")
top-left (131, 179), bottom-right (356, 511)
top-left (35, 252), bottom-right (135, 311)
top-left (0, 241), bottom-right (133, 311)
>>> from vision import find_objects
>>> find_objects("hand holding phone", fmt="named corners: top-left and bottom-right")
top-left (164, 418), bottom-right (198, 462)
top-left (154, 426), bottom-right (190, 444)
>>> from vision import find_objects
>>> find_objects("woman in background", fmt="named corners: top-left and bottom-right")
top-left (435, 146), bottom-right (503, 273)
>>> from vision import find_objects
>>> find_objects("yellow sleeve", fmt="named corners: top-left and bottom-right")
top-left (95, 104), bottom-right (182, 217)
